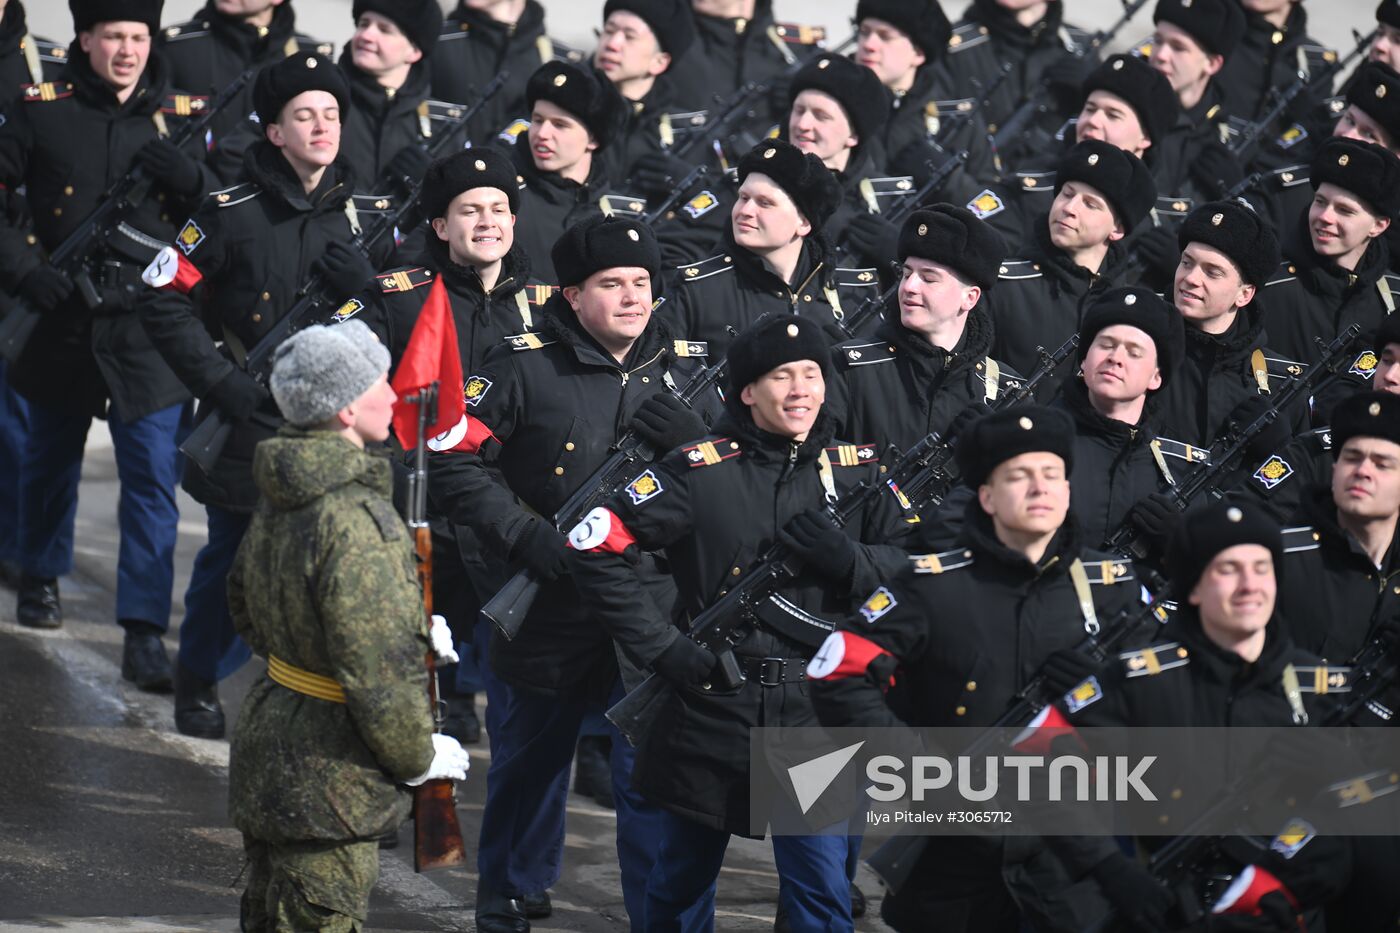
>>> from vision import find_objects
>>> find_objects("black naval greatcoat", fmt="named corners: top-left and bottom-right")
top-left (138, 143), bottom-right (395, 511)
top-left (830, 304), bottom-right (1022, 459)
top-left (668, 232), bottom-right (882, 358)
top-left (568, 407), bottom-right (908, 834)
top-left (1216, 3), bottom-right (1336, 128)
top-left (0, 49), bottom-right (217, 421)
top-left (159, 2), bottom-right (333, 145)
top-left (426, 298), bottom-right (717, 697)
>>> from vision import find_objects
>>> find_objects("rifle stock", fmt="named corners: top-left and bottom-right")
top-left (479, 567), bottom-right (542, 641)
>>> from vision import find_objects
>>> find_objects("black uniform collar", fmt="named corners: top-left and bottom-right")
top-left (1286, 214), bottom-right (1392, 296)
top-left (629, 73), bottom-right (680, 119)
top-left (64, 41), bottom-right (170, 115)
top-left (1240, 3), bottom-right (1306, 50)
top-left (1028, 218), bottom-right (1124, 295)
top-left (340, 50), bottom-right (430, 119)
top-left (422, 234), bottom-right (533, 301)
top-left (960, 501), bottom-right (1084, 580)
top-left (692, 0), bottom-right (776, 35)
top-left (244, 140), bottom-right (353, 210)
top-left (884, 302), bottom-right (992, 373)
top-left (1171, 607), bottom-right (1298, 691)
top-left (537, 291), bottom-right (676, 372)
top-left (1182, 301), bottom-right (1266, 368)
top-left (451, 0), bottom-right (546, 47)
top-left (725, 228), bottom-right (835, 293)
top-left (1060, 378), bottom-right (1161, 445)
top-left (197, 1), bottom-right (299, 59)
top-left (967, 0), bottom-right (1065, 47)
top-left (1298, 482), bottom-right (1400, 573)
top-left (719, 407), bottom-right (840, 465)
top-left (1180, 78), bottom-right (1228, 126)
top-left (511, 138), bottom-right (611, 204)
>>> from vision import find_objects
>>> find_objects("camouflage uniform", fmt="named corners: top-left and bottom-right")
top-left (227, 428), bottom-right (435, 930)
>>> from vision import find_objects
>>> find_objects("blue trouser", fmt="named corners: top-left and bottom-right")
top-left (645, 810), bottom-right (853, 933)
top-left (17, 399), bottom-right (185, 627)
top-left (176, 504), bottom-right (253, 682)
top-left (0, 361), bottom-right (28, 564)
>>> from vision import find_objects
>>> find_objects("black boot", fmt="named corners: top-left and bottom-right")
top-left (516, 890), bottom-right (552, 919)
top-left (0, 559), bottom-right (21, 588)
top-left (475, 884), bottom-right (530, 933)
top-left (573, 734), bottom-right (614, 809)
top-left (120, 621), bottom-right (173, 692)
top-left (441, 693), bottom-right (481, 745)
top-left (174, 663), bottom-right (225, 738)
top-left (851, 882), bottom-right (866, 918)
top-left (16, 574), bottom-right (61, 628)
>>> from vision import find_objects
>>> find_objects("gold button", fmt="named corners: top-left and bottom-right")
top-left (565, 442), bottom-right (575, 451)
top-left (1271, 30), bottom-right (1284, 43)
top-left (52, 207), bottom-right (61, 217)
top-left (731, 566), bottom-right (741, 576)
top-left (879, 465), bottom-right (887, 474)
top-left (955, 705), bottom-right (967, 716)
top-left (1171, 788), bottom-right (1183, 800)
top-left (251, 313), bottom-right (262, 323)
top-left (26, 234), bottom-right (36, 245)
top-left (1159, 815), bottom-right (1170, 826)
top-left (965, 681), bottom-right (977, 692)
top-left (261, 292), bottom-right (271, 301)
top-left (554, 466), bottom-right (565, 475)
top-left (156, 193), bottom-right (164, 202)
top-left (63, 185), bottom-right (73, 195)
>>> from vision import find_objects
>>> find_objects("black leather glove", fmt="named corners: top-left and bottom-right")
top-left (312, 241), bottom-right (376, 302)
top-left (1190, 142), bottom-right (1245, 200)
top-left (779, 508), bottom-right (858, 580)
top-left (844, 212), bottom-right (900, 266)
top-left (1207, 891), bottom-right (1299, 932)
top-left (1229, 394), bottom-right (1293, 464)
top-left (17, 264), bottom-right (74, 311)
top-left (630, 392), bottom-right (707, 453)
top-left (1126, 492), bottom-right (1182, 555)
top-left (631, 151), bottom-right (694, 198)
top-left (1133, 226), bottom-right (1181, 291)
top-left (385, 144), bottom-right (431, 185)
top-left (1041, 647), bottom-right (1102, 695)
top-left (651, 635), bottom-right (718, 687)
top-left (1090, 853), bottom-right (1173, 931)
top-left (136, 138), bottom-right (203, 198)
top-left (947, 400), bottom-right (993, 440)
top-left (513, 520), bottom-right (570, 581)
top-left (207, 369), bottom-right (269, 421)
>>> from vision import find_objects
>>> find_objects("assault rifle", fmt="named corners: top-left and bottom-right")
top-left (1229, 28), bottom-right (1376, 166)
top-left (481, 348), bottom-right (728, 639)
top-left (179, 73), bottom-right (508, 475)
top-left (643, 165), bottom-right (708, 226)
top-left (836, 274), bottom-right (899, 339)
top-left (990, 0), bottom-right (1151, 156)
top-left (671, 82), bottom-right (767, 164)
top-left (867, 597), bottom-right (1171, 894)
top-left (404, 382), bottom-right (469, 872)
top-left (0, 69), bottom-right (256, 364)
top-left (1103, 324), bottom-right (1361, 561)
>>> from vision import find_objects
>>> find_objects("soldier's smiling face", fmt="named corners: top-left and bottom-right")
top-left (1308, 182), bottom-right (1391, 267)
top-left (898, 258), bottom-right (979, 338)
top-left (1173, 242), bottom-right (1254, 333)
top-left (731, 174), bottom-right (811, 253)
top-left (978, 451), bottom-right (1070, 541)
top-left (432, 187), bottom-right (515, 268)
top-left (856, 18), bottom-right (926, 90)
top-left (740, 361), bottom-right (825, 441)
top-left (267, 90), bottom-right (342, 169)
top-left (1076, 90), bottom-right (1150, 158)
top-left (1189, 544), bottom-right (1276, 643)
top-left (351, 11), bottom-right (423, 77)
top-left (788, 90), bottom-right (858, 170)
top-left (564, 267), bottom-right (653, 360)
top-left (79, 21), bottom-right (151, 93)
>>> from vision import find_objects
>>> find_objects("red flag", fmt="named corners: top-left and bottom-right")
top-left (391, 276), bottom-right (464, 448)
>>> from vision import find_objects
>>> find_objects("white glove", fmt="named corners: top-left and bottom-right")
top-left (404, 733), bottom-right (470, 786)
top-left (429, 613), bottom-right (459, 664)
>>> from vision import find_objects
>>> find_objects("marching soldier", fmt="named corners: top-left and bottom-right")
top-left (227, 320), bottom-right (470, 932)
top-left (1155, 200), bottom-right (1305, 448)
top-left (158, 0), bottom-right (333, 145)
top-left (431, 0), bottom-right (577, 147)
top-left (138, 53), bottom-right (394, 737)
top-left (568, 313), bottom-right (907, 931)
top-left (360, 147), bottom-right (545, 748)
top-left (808, 406), bottom-right (1144, 932)
top-left (426, 216), bottom-right (718, 932)
top-left (1029, 499), bottom-right (1353, 932)
top-left (830, 205), bottom-right (1018, 460)
top-left (1217, 0), bottom-right (1336, 128)
top-left (669, 140), bottom-right (880, 358)
top-left (1262, 137), bottom-right (1400, 367)
top-left (986, 140), bottom-right (1156, 386)
top-left (1055, 287), bottom-right (1195, 551)
top-left (498, 60), bottom-right (630, 284)
top-left (1, 0), bottom-right (215, 685)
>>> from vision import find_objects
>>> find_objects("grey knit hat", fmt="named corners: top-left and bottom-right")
top-left (270, 320), bottom-right (390, 427)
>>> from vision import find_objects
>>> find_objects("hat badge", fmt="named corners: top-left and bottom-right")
top-left (918, 223), bottom-right (929, 236)
top-left (818, 58), bottom-right (831, 69)
top-left (1018, 416), bottom-right (1034, 430)
top-left (306, 57), bottom-right (318, 69)
top-left (627, 229), bottom-right (640, 241)
top-left (1339, 153), bottom-right (1350, 167)
top-left (1379, 85), bottom-right (1389, 99)
top-left (1226, 507), bottom-right (1243, 522)
top-left (1370, 401), bottom-right (1383, 416)
top-left (1211, 212), bottom-right (1224, 226)
top-left (1112, 59), bottom-right (1124, 71)
top-left (786, 323), bottom-right (800, 337)
top-left (1182, 0), bottom-right (1192, 7)
top-left (554, 74), bottom-right (568, 87)
top-left (1124, 293), bottom-right (1137, 306)
top-left (474, 159), bottom-right (487, 171)
top-left (763, 147), bottom-right (777, 159)
top-left (1087, 153), bottom-right (1100, 166)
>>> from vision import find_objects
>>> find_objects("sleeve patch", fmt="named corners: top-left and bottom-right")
top-left (1351, 349), bottom-right (1379, 377)
top-left (566, 506), bottom-right (637, 555)
top-left (463, 375), bottom-right (493, 407)
top-left (625, 469), bottom-right (665, 505)
top-left (683, 190), bottom-right (719, 219)
top-left (176, 219), bottom-right (205, 255)
top-left (332, 298), bottom-right (364, 322)
top-left (1270, 819), bottom-right (1316, 859)
top-left (858, 586), bottom-right (897, 624)
top-left (966, 189), bottom-right (1005, 218)
top-left (1253, 455), bottom-right (1294, 489)
top-left (1064, 675), bottom-right (1103, 713)
top-left (497, 118), bottom-right (530, 144)
top-left (806, 630), bottom-right (891, 682)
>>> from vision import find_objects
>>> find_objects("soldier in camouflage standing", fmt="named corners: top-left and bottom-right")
top-left (228, 320), bottom-right (469, 932)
